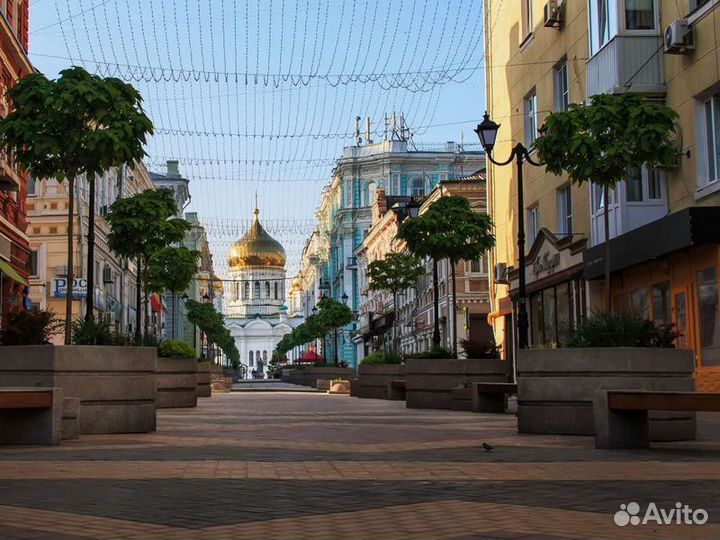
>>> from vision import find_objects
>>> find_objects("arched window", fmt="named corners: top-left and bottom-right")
top-left (243, 282), bottom-right (249, 299)
top-left (249, 350), bottom-right (254, 364)
top-left (262, 351), bottom-right (267, 361)
top-left (265, 282), bottom-right (271, 298)
top-left (254, 281), bottom-right (260, 298)
top-left (274, 282), bottom-right (279, 299)
top-left (256, 350), bottom-right (261, 363)
top-left (235, 282), bottom-right (240, 300)
top-left (367, 181), bottom-right (377, 206)
top-left (410, 176), bottom-right (424, 197)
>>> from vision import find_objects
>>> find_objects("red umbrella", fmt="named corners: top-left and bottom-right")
top-left (297, 351), bottom-right (323, 363)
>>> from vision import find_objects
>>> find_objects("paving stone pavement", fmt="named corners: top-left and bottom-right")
top-left (0, 392), bottom-right (719, 539)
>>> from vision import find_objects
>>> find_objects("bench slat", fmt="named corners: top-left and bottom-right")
top-left (0, 391), bottom-right (53, 409)
top-left (608, 391), bottom-right (720, 412)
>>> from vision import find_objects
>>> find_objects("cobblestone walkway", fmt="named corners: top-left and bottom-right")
top-left (0, 393), bottom-right (719, 539)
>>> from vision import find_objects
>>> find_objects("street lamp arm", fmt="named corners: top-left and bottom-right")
top-left (486, 149), bottom-right (516, 167)
top-left (522, 147), bottom-right (542, 167)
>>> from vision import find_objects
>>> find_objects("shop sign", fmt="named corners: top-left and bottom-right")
top-left (52, 278), bottom-right (87, 299)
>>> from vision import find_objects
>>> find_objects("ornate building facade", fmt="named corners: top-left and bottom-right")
top-left (225, 208), bottom-right (302, 378)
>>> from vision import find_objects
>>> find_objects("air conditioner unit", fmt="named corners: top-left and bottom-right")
top-left (102, 266), bottom-right (113, 284)
top-left (543, 0), bottom-right (564, 29)
top-left (494, 263), bottom-right (509, 284)
top-left (664, 19), bottom-right (694, 54)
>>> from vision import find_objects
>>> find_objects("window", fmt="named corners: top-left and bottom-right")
top-left (691, 0), bottom-right (713, 12)
top-left (27, 174), bottom-right (36, 196)
top-left (703, 93), bottom-right (720, 186)
top-left (249, 351), bottom-right (254, 365)
top-left (410, 176), bottom-right (424, 197)
top-left (468, 256), bottom-right (487, 275)
top-left (28, 250), bottom-right (38, 277)
top-left (527, 205), bottom-right (540, 247)
top-left (626, 166), bottom-right (643, 201)
top-left (521, 0), bottom-right (533, 38)
top-left (698, 267), bottom-right (720, 365)
top-left (651, 281), bottom-right (670, 327)
top-left (630, 288), bottom-right (649, 318)
top-left (265, 282), bottom-right (271, 298)
top-left (243, 282), bottom-right (249, 299)
top-left (648, 168), bottom-right (663, 199)
top-left (556, 185), bottom-right (572, 236)
top-left (254, 281), bottom-right (260, 298)
top-left (553, 60), bottom-right (569, 111)
top-left (391, 174), bottom-right (400, 195)
top-left (524, 90), bottom-right (538, 147)
top-left (589, 0), bottom-right (616, 55)
top-left (274, 282), bottom-right (279, 299)
top-left (625, 0), bottom-right (655, 30)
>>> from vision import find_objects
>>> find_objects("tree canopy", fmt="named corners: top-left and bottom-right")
top-left (148, 246), bottom-right (200, 295)
top-left (0, 66), bottom-right (153, 181)
top-left (367, 252), bottom-right (424, 294)
top-left (185, 299), bottom-right (239, 367)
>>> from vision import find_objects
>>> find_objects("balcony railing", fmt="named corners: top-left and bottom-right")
top-left (586, 35), bottom-right (665, 98)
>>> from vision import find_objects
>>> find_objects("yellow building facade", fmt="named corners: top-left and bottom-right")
top-left (485, 0), bottom-right (720, 390)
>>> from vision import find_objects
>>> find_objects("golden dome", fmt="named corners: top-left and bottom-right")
top-left (227, 208), bottom-right (286, 270)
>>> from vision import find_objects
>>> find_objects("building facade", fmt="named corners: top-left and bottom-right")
top-left (27, 163), bottom-right (156, 338)
top-left (225, 208), bottom-right (303, 378)
top-left (485, 0), bottom-right (720, 389)
top-left (297, 132), bottom-right (485, 367)
top-left (0, 0), bottom-right (32, 328)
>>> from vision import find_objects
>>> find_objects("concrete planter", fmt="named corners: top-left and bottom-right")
top-left (516, 348), bottom-right (696, 441)
top-left (196, 362), bottom-right (212, 398)
top-left (0, 345), bottom-right (157, 434)
top-left (283, 367), bottom-right (354, 388)
top-left (351, 364), bottom-right (405, 399)
top-left (156, 358), bottom-right (198, 409)
top-left (405, 359), bottom-right (509, 410)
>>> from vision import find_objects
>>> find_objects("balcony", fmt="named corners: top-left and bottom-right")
top-left (586, 35), bottom-right (665, 98)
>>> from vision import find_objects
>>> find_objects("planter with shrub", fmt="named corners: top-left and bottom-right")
top-left (352, 351), bottom-right (405, 400)
top-left (196, 360), bottom-right (212, 398)
top-left (156, 339), bottom-right (198, 409)
top-left (517, 312), bottom-right (695, 441)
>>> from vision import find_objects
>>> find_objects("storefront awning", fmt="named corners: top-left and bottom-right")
top-left (584, 207), bottom-right (720, 280)
top-left (0, 260), bottom-right (28, 286)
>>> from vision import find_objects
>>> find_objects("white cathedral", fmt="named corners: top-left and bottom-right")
top-left (225, 208), bottom-right (303, 379)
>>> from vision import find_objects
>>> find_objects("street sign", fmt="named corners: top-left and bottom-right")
top-left (52, 278), bottom-right (87, 299)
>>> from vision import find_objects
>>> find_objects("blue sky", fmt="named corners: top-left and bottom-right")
top-left (28, 0), bottom-right (486, 277)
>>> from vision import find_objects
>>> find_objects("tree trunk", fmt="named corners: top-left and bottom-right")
top-left (603, 184), bottom-right (611, 312)
top-left (135, 258), bottom-right (142, 343)
top-left (451, 261), bottom-right (458, 358)
top-left (85, 178), bottom-right (96, 321)
top-left (432, 259), bottom-right (441, 349)
top-left (392, 289), bottom-right (398, 353)
top-left (171, 289), bottom-right (176, 339)
top-left (143, 258), bottom-right (149, 339)
top-left (64, 174), bottom-right (76, 345)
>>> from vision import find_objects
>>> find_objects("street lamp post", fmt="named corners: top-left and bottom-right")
top-left (475, 112), bottom-right (541, 350)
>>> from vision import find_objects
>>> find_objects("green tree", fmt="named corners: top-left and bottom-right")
top-left (185, 299), bottom-right (239, 365)
top-left (315, 297), bottom-right (353, 366)
top-left (106, 189), bottom-right (191, 341)
top-left (148, 246), bottom-right (200, 339)
top-left (534, 93), bottom-right (677, 310)
top-left (0, 67), bottom-right (153, 342)
top-left (426, 196), bottom-right (495, 356)
top-left (367, 252), bottom-right (424, 352)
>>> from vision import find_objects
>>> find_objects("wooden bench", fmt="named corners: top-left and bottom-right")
top-left (472, 382), bottom-right (517, 413)
top-left (594, 390), bottom-right (720, 449)
top-left (0, 387), bottom-right (63, 445)
top-left (386, 379), bottom-right (406, 401)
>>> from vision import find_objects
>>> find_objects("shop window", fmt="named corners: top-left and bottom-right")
top-left (651, 281), bottom-right (671, 327)
top-left (542, 287), bottom-right (557, 347)
top-left (529, 282), bottom-right (576, 347)
top-left (630, 288), bottom-right (649, 318)
top-left (697, 267), bottom-right (720, 365)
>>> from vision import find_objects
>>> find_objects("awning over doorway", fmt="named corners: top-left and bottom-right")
top-left (584, 207), bottom-right (720, 280)
top-left (0, 260), bottom-right (28, 286)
